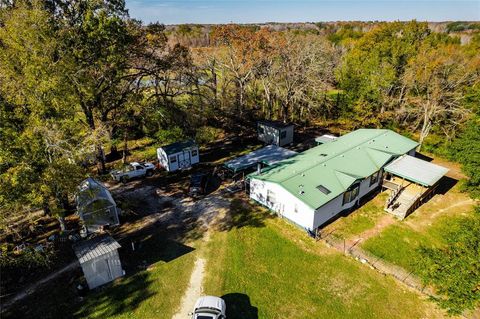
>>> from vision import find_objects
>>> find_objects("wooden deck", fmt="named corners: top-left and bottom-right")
top-left (383, 177), bottom-right (435, 219)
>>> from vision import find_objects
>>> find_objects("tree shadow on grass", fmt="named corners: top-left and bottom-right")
top-left (216, 198), bottom-right (273, 232)
top-left (74, 233), bottom-right (194, 318)
top-left (74, 271), bottom-right (155, 319)
top-left (222, 293), bottom-right (258, 319)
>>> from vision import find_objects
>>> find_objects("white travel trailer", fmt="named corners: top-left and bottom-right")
top-left (257, 120), bottom-right (294, 147)
top-left (157, 140), bottom-right (199, 172)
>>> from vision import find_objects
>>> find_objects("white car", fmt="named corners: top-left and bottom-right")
top-left (191, 296), bottom-right (227, 319)
top-left (111, 162), bottom-right (156, 183)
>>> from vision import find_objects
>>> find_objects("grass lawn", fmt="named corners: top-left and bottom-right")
top-left (324, 192), bottom-right (388, 240)
top-left (203, 201), bottom-right (445, 319)
top-left (4, 233), bottom-right (197, 319)
top-left (361, 212), bottom-right (472, 273)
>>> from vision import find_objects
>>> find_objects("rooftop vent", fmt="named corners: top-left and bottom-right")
top-left (316, 185), bottom-right (331, 195)
top-left (319, 153), bottom-right (328, 157)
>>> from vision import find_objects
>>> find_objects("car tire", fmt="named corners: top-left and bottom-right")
top-left (146, 170), bottom-right (153, 177)
top-left (121, 176), bottom-right (128, 184)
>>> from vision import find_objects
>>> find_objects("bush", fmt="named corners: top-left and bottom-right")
top-left (155, 127), bottom-right (185, 145)
top-left (415, 207), bottom-right (480, 314)
top-left (195, 126), bottom-right (224, 144)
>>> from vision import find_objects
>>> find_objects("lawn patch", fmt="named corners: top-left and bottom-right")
top-left (204, 208), bottom-right (443, 319)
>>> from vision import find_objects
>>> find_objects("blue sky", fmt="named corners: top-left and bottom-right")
top-left (126, 0), bottom-right (480, 24)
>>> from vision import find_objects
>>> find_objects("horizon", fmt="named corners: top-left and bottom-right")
top-left (126, 0), bottom-right (480, 25)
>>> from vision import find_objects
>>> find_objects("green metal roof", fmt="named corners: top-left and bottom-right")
top-left (249, 129), bottom-right (419, 209)
top-left (160, 140), bottom-right (197, 155)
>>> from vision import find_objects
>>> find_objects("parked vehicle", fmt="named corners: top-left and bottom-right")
top-left (111, 162), bottom-right (155, 183)
top-left (189, 172), bottom-right (209, 197)
top-left (190, 296), bottom-right (226, 319)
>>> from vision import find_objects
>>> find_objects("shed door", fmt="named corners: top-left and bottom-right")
top-left (178, 150), bottom-right (191, 169)
top-left (88, 258), bottom-right (113, 289)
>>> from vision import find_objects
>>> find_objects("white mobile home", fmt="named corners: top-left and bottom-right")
top-left (73, 235), bottom-right (123, 289)
top-left (249, 129), bottom-right (429, 234)
top-left (257, 120), bottom-right (294, 147)
top-left (157, 140), bottom-right (199, 172)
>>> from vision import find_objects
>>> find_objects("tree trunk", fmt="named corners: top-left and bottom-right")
top-left (84, 106), bottom-right (106, 174)
top-left (418, 112), bottom-right (432, 152)
top-left (122, 129), bottom-right (128, 164)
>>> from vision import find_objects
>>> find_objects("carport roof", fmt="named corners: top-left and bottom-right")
top-left (384, 155), bottom-right (449, 187)
top-left (224, 145), bottom-right (297, 173)
top-left (73, 235), bottom-right (121, 264)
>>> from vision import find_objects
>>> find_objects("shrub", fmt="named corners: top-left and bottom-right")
top-left (195, 126), bottom-right (224, 144)
top-left (415, 207), bottom-right (480, 314)
top-left (155, 127), bottom-right (185, 145)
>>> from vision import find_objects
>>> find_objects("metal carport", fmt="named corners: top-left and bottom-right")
top-left (384, 155), bottom-right (449, 187)
top-left (224, 145), bottom-right (297, 173)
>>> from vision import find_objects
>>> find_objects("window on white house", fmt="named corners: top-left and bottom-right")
top-left (369, 171), bottom-right (380, 186)
top-left (280, 130), bottom-right (287, 139)
top-left (267, 190), bottom-right (276, 205)
top-left (170, 156), bottom-right (177, 163)
top-left (343, 184), bottom-right (359, 205)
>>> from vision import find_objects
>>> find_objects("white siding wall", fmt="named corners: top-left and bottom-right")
top-left (250, 178), bottom-right (315, 230)
top-left (250, 170), bottom-right (383, 231)
top-left (82, 250), bottom-right (123, 289)
top-left (157, 148), bottom-right (170, 170)
top-left (278, 126), bottom-right (294, 147)
top-left (258, 123), bottom-right (278, 145)
top-left (258, 124), bottom-right (294, 147)
top-left (313, 173), bottom-right (382, 229)
top-left (157, 147), bottom-right (200, 172)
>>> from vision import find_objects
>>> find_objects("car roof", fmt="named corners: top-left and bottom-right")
top-left (194, 296), bottom-right (224, 311)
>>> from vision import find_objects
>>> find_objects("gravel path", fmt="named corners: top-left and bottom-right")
top-left (171, 190), bottom-right (230, 319)
top-left (172, 257), bottom-right (207, 319)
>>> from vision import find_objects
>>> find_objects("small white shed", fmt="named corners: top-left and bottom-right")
top-left (157, 140), bottom-right (199, 172)
top-left (257, 120), bottom-right (294, 147)
top-left (73, 235), bottom-right (123, 290)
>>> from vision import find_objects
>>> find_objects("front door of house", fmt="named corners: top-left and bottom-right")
top-left (178, 150), bottom-right (191, 169)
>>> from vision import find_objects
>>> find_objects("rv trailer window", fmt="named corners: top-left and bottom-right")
top-left (191, 149), bottom-right (198, 157)
top-left (280, 130), bottom-right (287, 139)
top-left (170, 156), bottom-right (177, 163)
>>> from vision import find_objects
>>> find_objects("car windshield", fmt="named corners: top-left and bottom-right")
top-left (196, 316), bottom-right (214, 319)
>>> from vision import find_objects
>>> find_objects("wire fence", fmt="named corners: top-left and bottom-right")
top-left (319, 231), bottom-right (436, 297)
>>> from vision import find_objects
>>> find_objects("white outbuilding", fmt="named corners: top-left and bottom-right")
top-left (157, 140), bottom-right (199, 172)
top-left (76, 178), bottom-right (120, 233)
top-left (257, 120), bottom-right (294, 147)
top-left (73, 235), bottom-right (123, 289)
